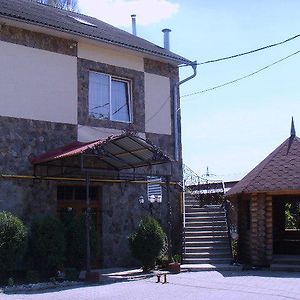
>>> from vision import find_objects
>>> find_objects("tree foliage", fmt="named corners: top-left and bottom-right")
top-left (129, 216), bottom-right (166, 271)
top-left (0, 212), bottom-right (28, 272)
top-left (36, 0), bottom-right (78, 11)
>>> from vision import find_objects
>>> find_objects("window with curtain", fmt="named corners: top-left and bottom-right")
top-left (88, 71), bottom-right (132, 122)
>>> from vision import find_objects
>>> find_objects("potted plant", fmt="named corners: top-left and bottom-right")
top-left (168, 254), bottom-right (181, 273)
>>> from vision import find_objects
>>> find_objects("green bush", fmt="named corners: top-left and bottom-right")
top-left (0, 211), bottom-right (28, 272)
top-left (65, 268), bottom-right (79, 281)
top-left (129, 216), bottom-right (166, 271)
top-left (26, 270), bottom-right (39, 283)
top-left (29, 216), bottom-right (65, 277)
top-left (63, 215), bottom-right (98, 269)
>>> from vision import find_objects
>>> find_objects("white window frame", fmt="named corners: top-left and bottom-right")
top-left (89, 71), bottom-right (132, 123)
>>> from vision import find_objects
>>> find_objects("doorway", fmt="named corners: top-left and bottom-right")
top-left (273, 196), bottom-right (300, 254)
top-left (56, 185), bottom-right (102, 267)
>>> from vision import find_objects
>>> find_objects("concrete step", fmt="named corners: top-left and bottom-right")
top-left (185, 215), bottom-right (225, 220)
top-left (185, 206), bottom-right (224, 212)
top-left (270, 263), bottom-right (300, 272)
top-left (184, 240), bottom-right (229, 247)
top-left (181, 263), bottom-right (242, 272)
top-left (183, 252), bottom-right (231, 258)
top-left (184, 246), bottom-right (230, 252)
top-left (185, 225), bottom-right (227, 231)
top-left (185, 211), bottom-right (225, 216)
top-left (185, 221), bottom-right (227, 227)
top-left (185, 230), bottom-right (228, 237)
top-left (183, 257), bottom-right (231, 264)
top-left (184, 236), bottom-right (229, 242)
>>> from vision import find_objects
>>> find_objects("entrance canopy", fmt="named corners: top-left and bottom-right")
top-left (30, 133), bottom-right (172, 178)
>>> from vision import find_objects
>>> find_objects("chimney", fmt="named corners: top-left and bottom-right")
top-left (162, 28), bottom-right (171, 50)
top-left (66, 0), bottom-right (71, 10)
top-left (131, 14), bottom-right (137, 36)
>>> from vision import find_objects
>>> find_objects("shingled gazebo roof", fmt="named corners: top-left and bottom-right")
top-left (227, 121), bottom-right (300, 196)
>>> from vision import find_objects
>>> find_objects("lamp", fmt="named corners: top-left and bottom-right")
top-left (138, 194), bottom-right (162, 215)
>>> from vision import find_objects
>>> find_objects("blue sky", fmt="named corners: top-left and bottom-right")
top-left (79, 0), bottom-right (300, 181)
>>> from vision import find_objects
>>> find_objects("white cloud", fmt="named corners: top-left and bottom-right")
top-left (78, 0), bottom-right (179, 27)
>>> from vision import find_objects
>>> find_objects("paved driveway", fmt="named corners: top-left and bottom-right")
top-left (1, 270), bottom-right (300, 300)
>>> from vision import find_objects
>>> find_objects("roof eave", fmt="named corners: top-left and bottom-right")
top-left (0, 13), bottom-right (192, 65)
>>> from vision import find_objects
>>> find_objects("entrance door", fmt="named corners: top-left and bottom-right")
top-left (273, 196), bottom-right (300, 254)
top-left (57, 185), bottom-right (102, 267)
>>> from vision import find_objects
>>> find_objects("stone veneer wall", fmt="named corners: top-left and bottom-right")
top-left (0, 116), bottom-right (77, 219)
top-left (101, 181), bottom-right (182, 267)
top-left (0, 24), bottom-right (77, 56)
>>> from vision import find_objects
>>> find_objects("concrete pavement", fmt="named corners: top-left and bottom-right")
top-left (1, 270), bottom-right (300, 300)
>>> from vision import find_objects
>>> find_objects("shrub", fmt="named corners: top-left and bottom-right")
top-left (65, 268), bottom-right (79, 281)
top-left (0, 211), bottom-right (28, 273)
top-left (63, 215), bottom-right (98, 269)
top-left (26, 270), bottom-right (39, 283)
top-left (29, 216), bottom-right (65, 277)
top-left (129, 216), bottom-right (166, 271)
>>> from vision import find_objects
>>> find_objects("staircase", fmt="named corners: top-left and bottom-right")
top-left (182, 193), bottom-right (239, 271)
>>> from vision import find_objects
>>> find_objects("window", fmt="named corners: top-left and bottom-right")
top-left (147, 176), bottom-right (162, 202)
top-left (57, 185), bottom-right (100, 201)
top-left (89, 71), bottom-right (132, 123)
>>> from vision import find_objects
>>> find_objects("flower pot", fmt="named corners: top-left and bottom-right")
top-left (85, 271), bottom-right (100, 283)
top-left (168, 262), bottom-right (181, 273)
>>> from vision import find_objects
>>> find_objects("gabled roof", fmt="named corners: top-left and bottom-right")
top-left (0, 0), bottom-right (191, 65)
top-left (227, 135), bottom-right (300, 196)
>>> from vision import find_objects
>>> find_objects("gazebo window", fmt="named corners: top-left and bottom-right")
top-left (285, 200), bottom-right (300, 231)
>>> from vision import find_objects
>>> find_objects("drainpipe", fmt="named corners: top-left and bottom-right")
top-left (174, 61), bottom-right (197, 161)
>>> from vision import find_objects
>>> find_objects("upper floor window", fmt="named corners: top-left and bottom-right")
top-left (88, 71), bottom-right (132, 123)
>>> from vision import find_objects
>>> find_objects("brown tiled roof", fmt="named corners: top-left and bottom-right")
top-left (0, 0), bottom-right (191, 65)
top-left (227, 136), bottom-right (300, 196)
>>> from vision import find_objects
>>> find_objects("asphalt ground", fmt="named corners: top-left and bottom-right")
top-left (1, 270), bottom-right (300, 300)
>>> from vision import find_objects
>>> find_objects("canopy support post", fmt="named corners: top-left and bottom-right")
top-left (85, 172), bottom-right (91, 274)
top-left (165, 175), bottom-right (172, 261)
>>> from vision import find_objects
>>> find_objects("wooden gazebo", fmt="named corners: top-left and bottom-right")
top-left (227, 120), bottom-right (300, 266)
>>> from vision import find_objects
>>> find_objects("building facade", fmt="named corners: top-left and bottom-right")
top-left (226, 123), bottom-right (300, 267)
top-left (0, 0), bottom-right (194, 267)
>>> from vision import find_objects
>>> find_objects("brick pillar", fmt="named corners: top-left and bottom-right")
top-left (265, 195), bottom-right (273, 264)
top-left (250, 194), bottom-right (259, 264)
top-left (250, 193), bottom-right (268, 266)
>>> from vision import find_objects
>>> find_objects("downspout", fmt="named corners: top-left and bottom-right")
top-left (174, 61), bottom-right (197, 161)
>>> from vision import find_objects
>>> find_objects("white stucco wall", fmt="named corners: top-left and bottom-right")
top-left (0, 41), bottom-right (77, 124)
top-left (78, 41), bottom-right (144, 72)
top-left (144, 73), bottom-right (171, 135)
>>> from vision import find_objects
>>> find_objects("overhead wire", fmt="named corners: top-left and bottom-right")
top-left (181, 49), bottom-right (300, 99)
top-left (146, 47), bottom-right (300, 123)
top-left (179, 32), bottom-right (300, 67)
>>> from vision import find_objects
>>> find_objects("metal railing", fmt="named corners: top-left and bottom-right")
top-left (183, 164), bottom-right (225, 208)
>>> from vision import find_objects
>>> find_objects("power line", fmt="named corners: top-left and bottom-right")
top-left (180, 33), bottom-right (300, 67)
top-left (181, 49), bottom-right (300, 99)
